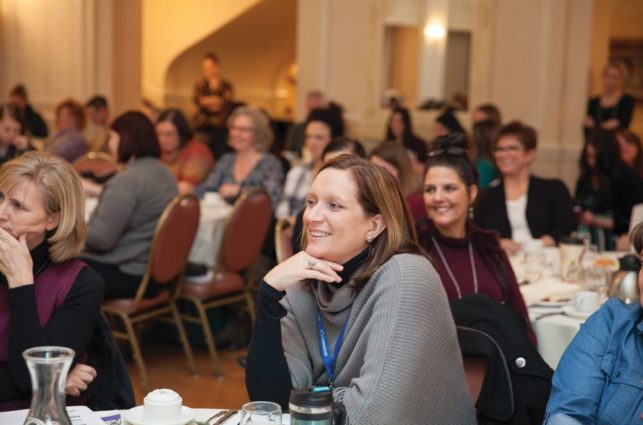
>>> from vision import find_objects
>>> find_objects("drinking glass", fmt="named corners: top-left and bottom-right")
top-left (524, 251), bottom-right (545, 283)
top-left (240, 401), bottom-right (282, 425)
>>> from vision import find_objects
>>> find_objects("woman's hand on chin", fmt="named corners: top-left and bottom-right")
top-left (0, 229), bottom-right (34, 288)
top-left (264, 251), bottom-right (343, 292)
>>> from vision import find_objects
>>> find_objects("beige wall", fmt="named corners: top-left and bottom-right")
top-left (141, 0), bottom-right (260, 106)
top-left (0, 0), bottom-right (114, 127)
top-left (590, 0), bottom-right (643, 137)
top-left (112, 0), bottom-right (143, 116)
top-left (388, 26), bottom-right (420, 106)
top-left (164, 0), bottom-right (296, 119)
top-left (469, 0), bottom-right (593, 189)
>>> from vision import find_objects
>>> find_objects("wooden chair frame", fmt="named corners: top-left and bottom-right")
top-left (179, 188), bottom-right (272, 376)
top-left (102, 194), bottom-right (199, 391)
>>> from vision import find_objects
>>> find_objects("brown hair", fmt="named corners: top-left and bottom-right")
top-left (0, 152), bottom-right (86, 262)
top-left (369, 142), bottom-right (421, 197)
top-left (111, 111), bottom-right (161, 163)
top-left (495, 120), bottom-right (538, 152)
top-left (55, 98), bottom-right (86, 130)
top-left (631, 221), bottom-right (643, 255)
top-left (305, 155), bottom-right (423, 288)
top-left (0, 103), bottom-right (26, 135)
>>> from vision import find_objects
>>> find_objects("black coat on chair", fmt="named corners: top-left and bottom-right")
top-left (451, 294), bottom-right (553, 425)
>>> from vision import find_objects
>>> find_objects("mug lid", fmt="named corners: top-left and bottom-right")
top-left (289, 388), bottom-right (333, 408)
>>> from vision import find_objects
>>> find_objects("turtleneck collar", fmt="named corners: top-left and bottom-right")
top-left (428, 219), bottom-right (473, 247)
top-left (337, 248), bottom-right (369, 283)
top-left (314, 248), bottom-right (370, 314)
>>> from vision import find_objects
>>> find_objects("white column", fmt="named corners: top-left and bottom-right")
top-left (416, 0), bottom-right (449, 103)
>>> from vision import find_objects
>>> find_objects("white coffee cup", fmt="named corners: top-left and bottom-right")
top-left (203, 192), bottom-right (223, 207)
top-left (143, 389), bottom-right (183, 422)
top-left (573, 291), bottom-right (600, 312)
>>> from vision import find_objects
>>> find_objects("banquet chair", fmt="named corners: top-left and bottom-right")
top-left (101, 194), bottom-right (200, 391)
top-left (275, 217), bottom-right (294, 263)
top-left (73, 151), bottom-right (120, 182)
top-left (179, 188), bottom-right (272, 376)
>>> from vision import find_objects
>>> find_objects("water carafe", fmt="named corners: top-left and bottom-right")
top-left (23, 346), bottom-right (75, 425)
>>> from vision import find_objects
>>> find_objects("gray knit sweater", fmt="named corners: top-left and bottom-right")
top-left (81, 157), bottom-right (178, 275)
top-left (281, 253), bottom-right (476, 424)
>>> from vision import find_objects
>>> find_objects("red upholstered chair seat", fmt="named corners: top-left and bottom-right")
top-left (102, 290), bottom-right (170, 315)
top-left (181, 272), bottom-right (245, 300)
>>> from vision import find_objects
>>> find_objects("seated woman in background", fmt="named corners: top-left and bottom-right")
top-left (471, 119), bottom-right (499, 188)
top-left (369, 141), bottom-right (424, 220)
top-left (45, 99), bottom-right (88, 163)
top-left (475, 121), bottom-right (576, 255)
top-left (575, 129), bottom-right (643, 251)
top-left (472, 103), bottom-right (502, 127)
top-left (385, 107), bottom-right (428, 181)
top-left (0, 152), bottom-right (104, 408)
top-left (246, 155), bottom-right (476, 424)
top-left (156, 108), bottom-right (214, 194)
top-left (543, 221), bottom-right (643, 424)
top-left (199, 107), bottom-right (283, 210)
top-left (0, 103), bottom-right (34, 165)
top-left (81, 111), bottom-right (177, 299)
top-left (275, 108), bottom-right (339, 221)
top-left (416, 134), bottom-right (534, 344)
top-left (615, 128), bottom-right (643, 178)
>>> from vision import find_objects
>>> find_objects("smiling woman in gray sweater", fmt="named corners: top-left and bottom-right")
top-left (246, 156), bottom-right (475, 424)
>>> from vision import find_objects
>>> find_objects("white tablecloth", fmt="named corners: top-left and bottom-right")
top-left (116, 408), bottom-right (291, 425)
top-left (516, 249), bottom-right (622, 369)
top-left (188, 202), bottom-right (234, 268)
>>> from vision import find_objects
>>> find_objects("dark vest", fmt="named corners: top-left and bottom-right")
top-left (0, 259), bottom-right (85, 363)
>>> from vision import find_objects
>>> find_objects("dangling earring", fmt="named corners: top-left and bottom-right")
top-left (469, 205), bottom-right (474, 220)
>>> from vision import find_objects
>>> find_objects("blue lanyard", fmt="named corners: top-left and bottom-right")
top-left (315, 307), bottom-right (350, 388)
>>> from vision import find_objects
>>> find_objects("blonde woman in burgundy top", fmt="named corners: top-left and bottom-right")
top-left (416, 134), bottom-right (535, 344)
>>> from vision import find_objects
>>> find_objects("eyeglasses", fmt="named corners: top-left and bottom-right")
top-left (494, 145), bottom-right (523, 153)
top-left (428, 147), bottom-right (467, 157)
top-left (230, 125), bottom-right (254, 133)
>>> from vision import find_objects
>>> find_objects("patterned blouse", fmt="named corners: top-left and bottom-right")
top-left (199, 152), bottom-right (284, 211)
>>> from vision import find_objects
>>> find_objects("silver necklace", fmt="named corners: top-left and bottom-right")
top-left (431, 235), bottom-right (478, 299)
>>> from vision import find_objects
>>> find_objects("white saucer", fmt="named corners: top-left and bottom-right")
top-left (562, 305), bottom-right (596, 320)
top-left (123, 405), bottom-right (195, 425)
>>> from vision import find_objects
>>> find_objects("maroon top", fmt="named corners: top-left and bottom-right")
top-left (0, 259), bottom-right (85, 363)
top-left (417, 218), bottom-right (536, 345)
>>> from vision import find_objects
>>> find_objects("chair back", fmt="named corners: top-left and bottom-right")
top-left (147, 194), bottom-right (201, 284)
top-left (275, 217), bottom-right (294, 263)
top-left (73, 152), bottom-right (120, 179)
top-left (219, 188), bottom-right (272, 272)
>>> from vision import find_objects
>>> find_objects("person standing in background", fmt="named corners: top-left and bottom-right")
top-left (8, 84), bottom-right (48, 139)
top-left (193, 52), bottom-right (234, 131)
top-left (583, 61), bottom-right (635, 138)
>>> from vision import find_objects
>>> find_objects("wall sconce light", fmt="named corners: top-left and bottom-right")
top-left (423, 22), bottom-right (446, 40)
